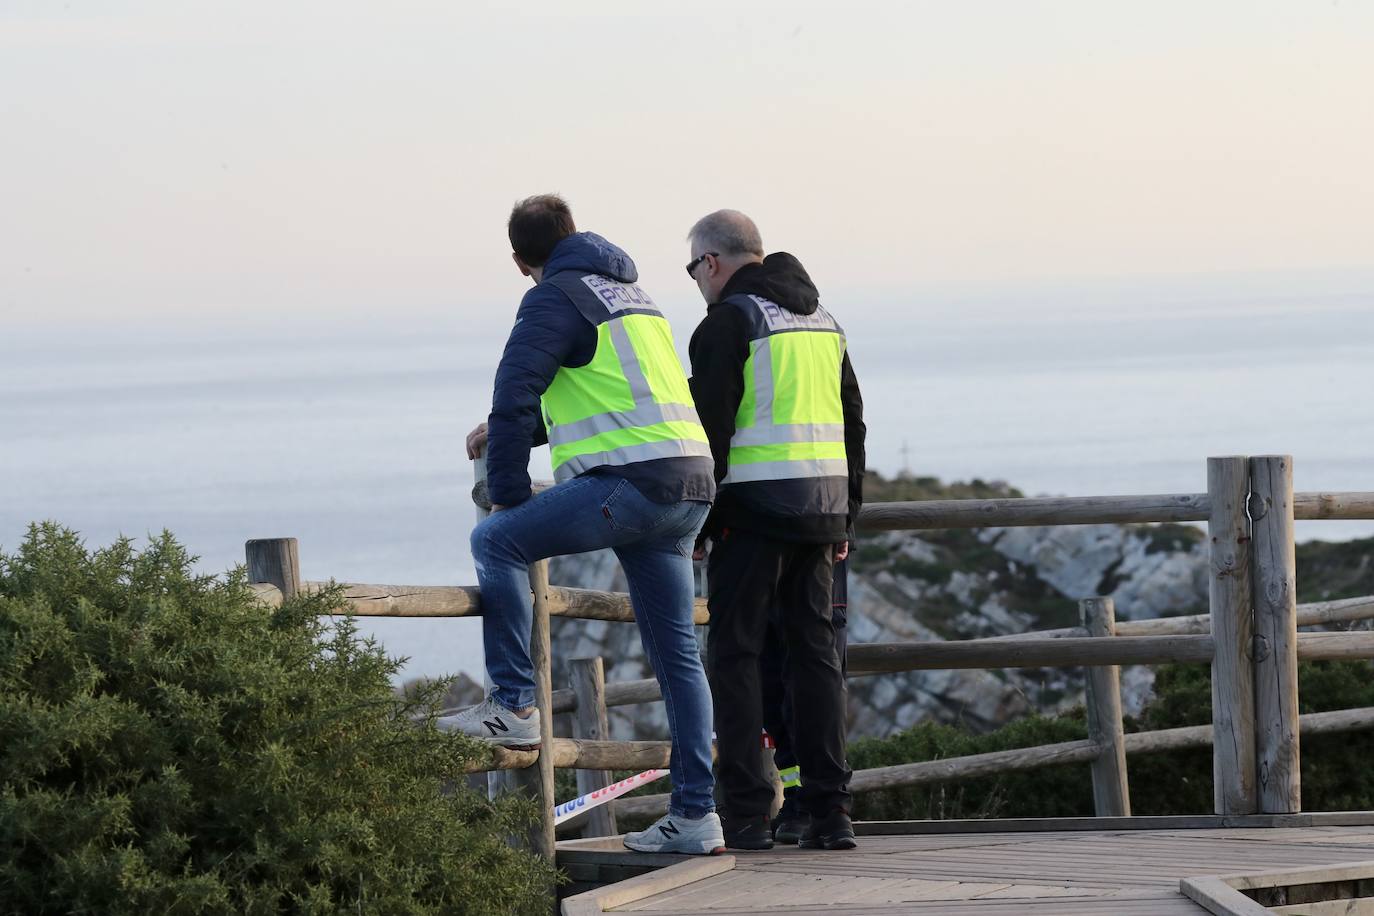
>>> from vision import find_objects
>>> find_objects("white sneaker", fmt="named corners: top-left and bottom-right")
top-left (623, 812), bottom-right (726, 855)
top-left (436, 695), bottom-right (541, 749)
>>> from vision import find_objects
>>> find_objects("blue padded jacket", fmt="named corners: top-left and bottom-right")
top-left (484, 232), bottom-right (714, 508)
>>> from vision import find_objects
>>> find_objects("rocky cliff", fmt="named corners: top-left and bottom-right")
top-left (546, 475), bottom-right (1214, 741)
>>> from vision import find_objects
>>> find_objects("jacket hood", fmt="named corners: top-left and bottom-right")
top-left (541, 232), bottom-right (638, 284)
top-left (719, 252), bottom-right (819, 315)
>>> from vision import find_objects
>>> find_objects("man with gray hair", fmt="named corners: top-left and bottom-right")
top-left (685, 209), bottom-right (866, 851)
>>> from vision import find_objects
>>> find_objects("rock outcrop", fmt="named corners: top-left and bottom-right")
top-left (546, 516), bottom-right (1211, 741)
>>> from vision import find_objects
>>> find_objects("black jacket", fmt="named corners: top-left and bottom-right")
top-left (688, 253), bottom-right (865, 544)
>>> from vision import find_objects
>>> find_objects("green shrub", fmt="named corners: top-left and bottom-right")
top-left (849, 659), bottom-right (1374, 820)
top-left (0, 524), bottom-right (555, 915)
top-left (1126, 659), bottom-right (1374, 815)
top-left (849, 714), bottom-right (1093, 820)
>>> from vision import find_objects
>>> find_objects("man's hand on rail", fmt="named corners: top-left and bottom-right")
top-left (834, 540), bottom-right (850, 562)
top-left (465, 423), bottom-right (489, 460)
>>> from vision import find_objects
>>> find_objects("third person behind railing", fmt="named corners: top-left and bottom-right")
top-left (685, 209), bottom-right (867, 851)
top-left (443, 194), bottom-right (726, 856)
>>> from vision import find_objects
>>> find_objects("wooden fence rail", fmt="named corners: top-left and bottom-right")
top-left (531, 597), bottom-right (1374, 718)
top-left (572, 705), bottom-right (1374, 831)
top-left (473, 481), bottom-right (1374, 529)
top-left (244, 579), bottom-right (1373, 636)
top-left (247, 453), bottom-right (1374, 857)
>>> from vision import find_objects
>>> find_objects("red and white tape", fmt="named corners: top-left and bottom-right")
top-left (552, 768), bottom-right (669, 825)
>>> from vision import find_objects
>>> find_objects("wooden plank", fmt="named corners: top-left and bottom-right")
top-left (1208, 455), bottom-right (1258, 816)
top-left (1218, 858), bottom-right (1374, 891)
top-left (525, 559), bottom-right (557, 859)
top-left (853, 491), bottom-right (1374, 532)
top-left (1251, 455), bottom-right (1301, 815)
top-left (465, 737), bottom-right (678, 773)
top-left (1181, 875), bottom-right (1280, 915)
top-left (306, 581), bottom-right (482, 617)
top-left (630, 894), bottom-right (1206, 915)
top-left (554, 586), bottom-right (710, 625)
top-left (848, 740), bottom-right (1100, 793)
top-left (618, 870), bottom-right (769, 911)
top-left (596, 829), bottom-right (1374, 914)
top-left (245, 537), bottom-right (301, 600)
top-left (1271, 901), bottom-right (1374, 915)
top-left (856, 493), bottom-right (1212, 530)
top-left (571, 656), bottom-right (618, 838)
top-left (1081, 598), bottom-right (1131, 818)
top-left (847, 634), bottom-right (1214, 675)
top-left (555, 677), bottom-right (664, 715)
top-left (1108, 595), bottom-right (1374, 638)
top-left (1297, 632), bottom-right (1374, 661)
top-left (1294, 492), bottom-right (1374, 521)
top-left (855, 813), bottom-right (1374, 836)
top-left (561, 854), bottom-right (735, 915)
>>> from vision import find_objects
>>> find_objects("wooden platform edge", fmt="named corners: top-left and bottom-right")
top-left (559, 855), bottom-right (736, 915)
top-left (854, 810), bottom-right (1374, 836)
top-left (1185, 859), bottom-right (1374, 916)
top-left (1180, 876), bottom-right (1274, 916)
top-left (1209, 857), bottom-right (1374, 890)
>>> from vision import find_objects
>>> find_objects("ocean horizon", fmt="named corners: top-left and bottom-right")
top-left (4, 289), bottom-right (1372, 682)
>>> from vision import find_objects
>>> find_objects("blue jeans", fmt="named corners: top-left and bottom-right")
top-left (471, 473), bottom-right (715, 818)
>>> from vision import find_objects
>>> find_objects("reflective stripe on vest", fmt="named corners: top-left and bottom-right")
top-left (722, 294), bottom-right (848, 488)
top-left (541, 273), bottom-right (711, 482)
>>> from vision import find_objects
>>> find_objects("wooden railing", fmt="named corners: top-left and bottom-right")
top-left (243, 454), bottom-right (1374, 860)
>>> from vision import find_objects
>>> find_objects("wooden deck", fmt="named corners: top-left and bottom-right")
top-left (558, 817), bottom-right (1374, 915)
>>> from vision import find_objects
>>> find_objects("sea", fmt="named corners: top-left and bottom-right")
top-left (4, 288), bottom-right (1372, 683)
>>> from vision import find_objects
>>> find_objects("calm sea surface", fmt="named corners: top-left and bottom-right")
top-left (4, 295), bottom-right (1372, 680)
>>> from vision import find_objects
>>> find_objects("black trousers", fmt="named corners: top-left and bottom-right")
top-left (707, 529), bottom-right (852, 819)
top-left (762, 557), bottom-right (849, 789)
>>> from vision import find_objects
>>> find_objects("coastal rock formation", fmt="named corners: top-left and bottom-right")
top-left (546, 516), bottom-right (1211, 741)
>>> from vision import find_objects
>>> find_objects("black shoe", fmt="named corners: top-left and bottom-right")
top-left (798, 809), bottom-right (857, 850)
top-left (722, 814), bottom-right (774, 850)
top-left (770, 797), bottom-right (808, 845)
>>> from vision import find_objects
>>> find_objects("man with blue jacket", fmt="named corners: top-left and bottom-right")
top-left (441, 194), bottom-right (724, 855)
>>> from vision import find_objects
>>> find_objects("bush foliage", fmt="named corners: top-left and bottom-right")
top-left (851, 659), bottom-right (1374, 821)
top-left (0, 524), bottom-right (555, 915)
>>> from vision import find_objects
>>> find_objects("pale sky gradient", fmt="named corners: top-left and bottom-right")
top-left (4, 0), bottom-right (1373, 333)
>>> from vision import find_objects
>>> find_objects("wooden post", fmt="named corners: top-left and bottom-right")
top-left (1208, 455), bottom-right (1258, 815)
top-left (1250, 455), bottom-right (1301, 813)
top-left (526, 558), bottom-right (557, 859)
top-left (245, 538), bottom-right (301, 600)
top-left (570, 657), bottom-right (619, 837)
top-left (1080, 598), bottom-right (1130, 817)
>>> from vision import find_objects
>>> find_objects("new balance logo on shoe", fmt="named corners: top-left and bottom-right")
top-left (624, 812), bottom-right (724, 855)
top-left (483, 717), bottom-right (509, 736)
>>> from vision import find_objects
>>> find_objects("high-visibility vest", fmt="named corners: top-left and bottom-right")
top-left (721, 294), bottom-right (848, 513)
top-left (540, 273), bottom-right (712, 483)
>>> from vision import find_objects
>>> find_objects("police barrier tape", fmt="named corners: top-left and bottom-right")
top-left (551, 730), bottom-right (774, 826)
top-left (552, 768), bottom-right (669, 826)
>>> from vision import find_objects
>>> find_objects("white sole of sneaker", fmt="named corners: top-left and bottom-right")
top-left (622, 840), bottom-right (727, 855)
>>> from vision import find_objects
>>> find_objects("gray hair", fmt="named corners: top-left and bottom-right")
top-left (687, 209), bottom-right (764, 258)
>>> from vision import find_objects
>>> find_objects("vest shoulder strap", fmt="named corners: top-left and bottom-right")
top-left (545, 272), bottom-right (664, 326)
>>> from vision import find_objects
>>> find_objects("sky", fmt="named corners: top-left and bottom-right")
top-left (3, 0), bottom-right (1373, 337)
top-left (4, 2), bottom-right (1374, 680)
